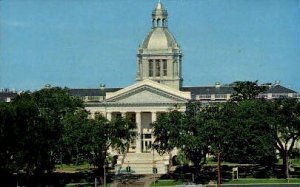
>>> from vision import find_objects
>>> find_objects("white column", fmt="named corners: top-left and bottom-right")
top-left (151, 112), bottom-right (157, 145)
top-left (151, 112), bottom-right (157, 123)
top-left (121, 112), bottom-right (126, 118)
top-left (135, 112), bottom-right (142, 153)
top-left (106, 112), bottom-right (112, 121)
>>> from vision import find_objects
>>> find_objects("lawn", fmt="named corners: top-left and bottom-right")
top-left (151, 179), bottom-right (184, 186)
top-left (55, 163), bottom-right (94, 173)
top-left (277, 158), bottom-right (300, 167)
top-left (224, 178), bottom-right (300, 184)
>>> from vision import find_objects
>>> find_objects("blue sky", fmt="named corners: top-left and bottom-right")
top-left (0, 0), bottom-right (299, 92)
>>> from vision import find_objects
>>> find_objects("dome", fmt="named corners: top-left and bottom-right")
top-left (141, 28), bottom-right (179, 50)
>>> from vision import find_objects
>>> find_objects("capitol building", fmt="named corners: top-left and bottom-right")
top-left (65, 1), bottom-right (298, 174)
top-left (0, 1), bottom-right (298, 176)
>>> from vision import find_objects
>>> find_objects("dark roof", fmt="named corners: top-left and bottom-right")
top-left (69, 88), bottom-right (122, 97)
top-left (181, 86), bottom-right (235, 95)
top-left (0, 92), bottom-right (18, 102)
top-left (69, 85), bottom-right (297, 97)
top-left (263, 85), bottom-right (297, 94)
top-left (182, 85), bottom-right (297, 96)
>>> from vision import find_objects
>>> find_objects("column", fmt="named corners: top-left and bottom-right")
top-left (135, 112), bottom-right (142, 153)
top-left (151, 112), bottom-right (157, 145)
top-left (106, 112), bottom-right (112, 121)
top-left (121, 112), bottom-right (126, 118)
top-left (151, 112), bottom-right (157, 123)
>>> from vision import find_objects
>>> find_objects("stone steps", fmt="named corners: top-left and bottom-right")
top-left (117, 152), bottom-right (170, 174)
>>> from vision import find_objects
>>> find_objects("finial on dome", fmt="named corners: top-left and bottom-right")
top-left (152, 0), bottom-right (168, 28)
top-left (156, 0), bottom-right (164, 10)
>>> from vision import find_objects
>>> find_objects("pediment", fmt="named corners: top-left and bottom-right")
top-left (104, 79), bottom-right (190, 105)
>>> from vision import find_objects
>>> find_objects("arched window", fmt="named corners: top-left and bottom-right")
top-left (157, 19), bottom-right (161, 27)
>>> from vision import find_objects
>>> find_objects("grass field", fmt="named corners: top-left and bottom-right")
top-left (55, 163), bottom-right (94, 173)
top-left (150, 178), bottom-right (300, 186)
top-left (151, 179), bottom-right (184, 186)
top-left (224, 178), bottom-right (300, 184)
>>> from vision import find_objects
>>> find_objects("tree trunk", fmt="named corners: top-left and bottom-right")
top-left (282, 151), bottom-right (289, 179)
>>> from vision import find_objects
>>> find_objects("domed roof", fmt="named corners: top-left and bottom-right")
top-left (141, 28), bottom-right (179, 50)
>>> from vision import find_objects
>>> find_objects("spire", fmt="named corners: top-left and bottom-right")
top-left (152, 0), bottom-right (168, 28)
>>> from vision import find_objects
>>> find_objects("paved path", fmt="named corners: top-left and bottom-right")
top-left (110, 174), bottom-right (160, 187)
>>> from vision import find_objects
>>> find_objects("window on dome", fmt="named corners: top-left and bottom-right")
top-left (163, 60), bottom-right (167, 76)
top-left (155, 60), bottom-right (160, 76)
top-left (149, 60), bottom-right (153, 77)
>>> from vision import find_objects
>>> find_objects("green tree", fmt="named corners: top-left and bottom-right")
top-left (270, 98), bottom-right (300, 178)
top-left (0, 102), bottom-right (18, 174)
top-left (152, 103), bottom-right (210, 176)
top-left (219, 100), bottom-right (276, 165)
top-left (62, 109), bottom-right (91, 165)
top-left (3, 87), bottom-right (84, 175)
top-left (85, 113), bottom-right (136, 183)
top-left (230, 80), bottom-right (267, 101)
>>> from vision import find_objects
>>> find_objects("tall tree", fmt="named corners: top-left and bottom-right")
top-left (0, 102), bottom-right (18, 174)
top-left (219, 100), bottom-right (276, 165)
top-left (270, 98), bottom-right (300, 178)
top-left (85, 113), bottom-right (136, 183)
top-left (62, 109), bottom-right (91, 165)
top-left (152, 102), bottom-right (211, 176)
top-left (230, 81), bottom-right (267, 101)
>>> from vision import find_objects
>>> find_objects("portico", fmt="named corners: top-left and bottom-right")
top-left (86, 79), bottom-right (190, 154)
top-left (105, 111), bottom-right (160, 153)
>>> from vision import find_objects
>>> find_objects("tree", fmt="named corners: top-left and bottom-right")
top-left (152, 102), bottom-right (211, 176)
top-left (230, 80), bottom-right (267, 101)
top-left (0, 102), bottom-right (18, 174)
top-left (0, 87), bottom-right (85, 175)
top-left (153, 99), bottom-right (277, 179)
top-left (219, 100), bottom-right (276, 166)
top-left (270, 98), bottom-right (300, 178)
top-left (62, 109), bottom-right (91, 165)
top-left (84, 113), bottom-right (136, 183)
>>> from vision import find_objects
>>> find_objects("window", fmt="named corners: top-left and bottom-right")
top-left (149, 60), bottom-right (153, 77)
top-left (155, 60), bottom-right (160, 76)
top-left (197, 94), bottom-right (211, 100)
top-left (257, 94), bottom-right (268, 99)
top-left (144, 134), bottom-right (152, 139)
top-left (215, 94), bottom-right (227, 99)
top-left (272, 93), bottom-right (288, 98)
top-left (163, 60), bottom-right (167, 76)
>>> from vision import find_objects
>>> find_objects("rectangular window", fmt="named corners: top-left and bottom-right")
top-left (163, 60), bottom-right (167, 76)
top-left (197, 94), bottom-right (211, 100)
top-left (155, 60), bottom-right (160, 76)
top-left (149, 60), bottom-right (153, 77)
top-left (272, 93), bottom-right (288, 98)
top-left (215, 94), bottom-right (227, 99)
top-left (144, 134), bottom-right (152, 139)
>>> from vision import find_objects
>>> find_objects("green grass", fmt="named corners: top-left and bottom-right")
top-left (150, 179), bottom-right (184, 186)
top-left (66, 183), bottom-right (93, 187)
top-left (66, 183), bottom-right (110, 187)
top-left (292, 158), bottom-right (300, 166)
top-left (205, 157), bottom-right (238, 165)
top-left (224, 178), bottom-right (300, 184)
top-left (277, 158), bottom-right (300, 167)
top-left (55, 163), bottom-right (94, 173)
